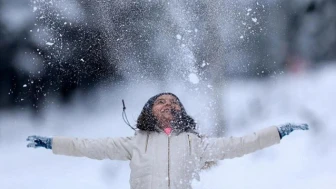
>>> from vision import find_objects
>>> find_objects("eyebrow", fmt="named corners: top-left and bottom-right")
top-left (156, 98), bottom-right (166, 102)
top-left (155, 98), bottom-right (178, 102)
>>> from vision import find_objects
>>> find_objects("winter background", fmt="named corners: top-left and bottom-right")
top-left (1, 0), bottom-right (336, 188)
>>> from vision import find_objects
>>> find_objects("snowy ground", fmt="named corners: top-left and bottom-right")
top-left (0, 65), bottom-right (335, 189)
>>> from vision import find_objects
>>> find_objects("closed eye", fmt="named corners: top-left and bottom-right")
top-left (156, 99), bottom-right (165, 104)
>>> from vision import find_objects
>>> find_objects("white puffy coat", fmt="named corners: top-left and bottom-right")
top-left (52, 126), bottom-right (280, 189)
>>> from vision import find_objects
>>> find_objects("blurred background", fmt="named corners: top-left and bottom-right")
top-left (0, 0), bottom-right (335, 188)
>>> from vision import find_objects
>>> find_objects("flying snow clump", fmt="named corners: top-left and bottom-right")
top-left (46, 42), bottom-right (54, 46)
top-left (188, 73), bottom-right (199, 84)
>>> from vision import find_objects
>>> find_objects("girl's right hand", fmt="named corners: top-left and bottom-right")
top-left (26, 135), bottom-right (53, 149)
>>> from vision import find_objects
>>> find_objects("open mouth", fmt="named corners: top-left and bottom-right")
top-left (161, 109), bottom-right (180, 116)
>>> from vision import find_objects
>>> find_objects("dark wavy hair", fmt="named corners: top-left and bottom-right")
top-left (136, 93), bottom-right (197, 134)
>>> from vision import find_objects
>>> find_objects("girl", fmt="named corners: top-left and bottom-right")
top-left (27, 92), bottom-right (308, 189)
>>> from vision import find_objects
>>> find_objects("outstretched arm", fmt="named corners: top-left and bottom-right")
top-left (27, 135), bottom-right (134, 161)
top-left (201, 123), bottom-right (308, 162)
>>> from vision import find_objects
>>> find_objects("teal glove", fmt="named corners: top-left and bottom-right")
top-left (26, 135), bottom-right (53, 149)
top-left (277, 123), bottom-right (309, 139)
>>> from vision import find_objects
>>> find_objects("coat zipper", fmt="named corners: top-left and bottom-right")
top-left (145, 132), bottom-right (149, 153)
top-left (187, 134), bottom-right (191, 155)
top-left (168, 136), bottom-right (171, 188)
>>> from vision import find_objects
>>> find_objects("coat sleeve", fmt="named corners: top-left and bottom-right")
top-left (201, 126), bottom-right (280, 161)
top-left (52, 136), bottom-right (134, 160)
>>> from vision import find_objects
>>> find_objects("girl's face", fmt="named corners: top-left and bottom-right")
top-left (152, 95), bottom-right (182, 124)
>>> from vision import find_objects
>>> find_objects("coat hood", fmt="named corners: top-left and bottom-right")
top-left (136, 92), bottom-right (197, 134)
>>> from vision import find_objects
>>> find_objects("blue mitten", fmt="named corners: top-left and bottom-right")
top-left (277, 123), bottom-right (309, 139)
top-left (26, 135), bottom-right (53, 149)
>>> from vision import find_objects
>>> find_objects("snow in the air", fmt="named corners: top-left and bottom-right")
top-left (1, 0), bottom-right (335, 188)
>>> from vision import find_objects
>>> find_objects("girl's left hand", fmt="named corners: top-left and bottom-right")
top-left (278, 123), bottom-right (309, 139)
